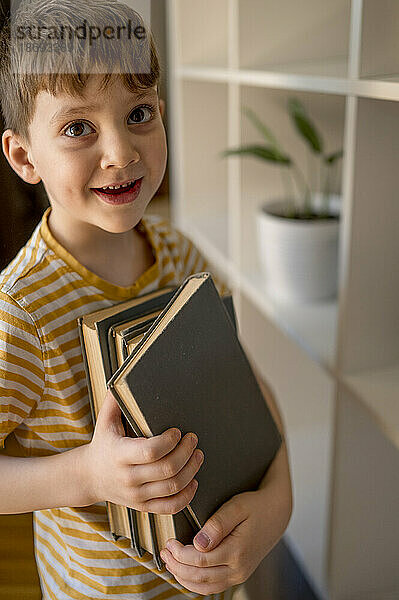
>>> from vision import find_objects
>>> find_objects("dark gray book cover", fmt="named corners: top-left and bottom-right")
top-left (108, 272), bottom-right (282, 535)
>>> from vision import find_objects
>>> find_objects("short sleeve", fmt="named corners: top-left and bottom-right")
top-left (174, 227), bottom-right (231, 297)
top-left (0, 291), bottom-right (45, 448)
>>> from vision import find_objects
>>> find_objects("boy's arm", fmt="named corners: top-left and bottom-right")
top-left (0, 444), bottom-right (92, 513)
top-left (0, 292), bottom-right (203, 517)
top-left (251, 364), bottom-right (292, 495)
top-left (0, 291), bottom-right (44, 450)
top-left (0, 291), bottom-right (91, 513)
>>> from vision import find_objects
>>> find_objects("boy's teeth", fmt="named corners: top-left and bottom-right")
top-left (101, 182), bottom-right (132, 190)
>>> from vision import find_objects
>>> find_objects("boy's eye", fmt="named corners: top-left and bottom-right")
top-left (128, 105), bottom-right (155, 124)
top-left (64, 122), bottom-right (93, 138)
top-left (62, 105), bottom-right (155, 138)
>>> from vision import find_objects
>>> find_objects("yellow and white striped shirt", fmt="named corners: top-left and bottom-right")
top-left (0, 206), bottom-right (234, 600)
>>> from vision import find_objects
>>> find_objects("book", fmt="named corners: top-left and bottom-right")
top-left (77, 286), bottom-right (177, 569)
top-left (107, 272), bottom-right (283, 553)
top-left (107, 291), bottom-right (237, 563)
top-left (106, 294), bottom-right (237, 563)
top-left (77, 283), bottom-right (237, 570)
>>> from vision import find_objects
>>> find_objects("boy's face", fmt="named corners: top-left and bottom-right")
top-left (3, 75), bottom-right (167, 235)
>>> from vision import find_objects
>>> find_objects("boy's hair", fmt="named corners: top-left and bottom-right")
top-left (0, 0), bottom-right (161, 145)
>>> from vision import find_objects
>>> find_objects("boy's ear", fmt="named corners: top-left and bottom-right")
top-left (1, 129), bottom-right (41, 185)
top-left (159, 98), bottom-right (165, 120)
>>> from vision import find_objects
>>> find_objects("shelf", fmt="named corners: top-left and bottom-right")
top-left (247, 57), bottom-right (348, 78)
top-left (342, 365), bottom-right (399, 450)
top-left (354, 79), bottom-right (399, 102)
top-left (177, 66), bottom-right (399, 102)
top-left (178, 65), bottom-right (350, 96)
top-left (168, 2), bottom-right (399, 597)
top-left (361, 73), bottom-right (399, 83)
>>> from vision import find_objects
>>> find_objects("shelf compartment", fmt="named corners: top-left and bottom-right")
top-left (240, 268), bottom-right (338, 373)
top-left (237, 88), bottom-right (345, 352)
top-left (329, 383), bottom-right (399, 598)
top-left (173, 0), bottom-right (229, 68)
top-left (337, 97), bottom-right (399, 373)
top-left (178, 80), bottom-right (229, 257)
top-left (237, 87), bottom-right (346, 214)
top-left (360, 0), bottom-right (399, 81)
top-left (238, 0), bottom-right (351, 78)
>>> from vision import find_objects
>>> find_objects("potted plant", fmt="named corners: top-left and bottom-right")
top-left (221, 98), bottom-right (343, 302)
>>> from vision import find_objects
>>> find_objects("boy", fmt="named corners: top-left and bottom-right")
top-left (0, 1), bottom-right (292, 599)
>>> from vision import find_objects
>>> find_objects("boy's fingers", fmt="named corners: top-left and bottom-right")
top-left (118, 427), bottom-right (182, 465)
top-left (96, 389), bottom-right (125, 436)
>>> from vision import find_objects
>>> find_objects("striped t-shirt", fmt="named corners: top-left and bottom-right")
top-left (0, 206), bottom-right (236, 600)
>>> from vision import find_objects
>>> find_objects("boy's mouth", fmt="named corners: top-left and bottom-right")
top-left (91, 178), bottom-right (143, 205)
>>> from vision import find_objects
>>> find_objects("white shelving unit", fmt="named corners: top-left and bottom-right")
top-left (166, 2), bottom-right (399, 599)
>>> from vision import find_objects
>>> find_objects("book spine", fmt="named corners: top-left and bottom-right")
top-left (77, 317), bottom-right (119, 540)
top-left (120, 334), bottom-right (161, 567)
top-left (108, 383), bottom-right (163, 571)
top-left (108, 327), bottom-right (119, 375)
top-left (127, 508), bottom-right (144, 558)
top-left (108, 385), bottom-right (144, 437)
top-left (120, 330), bottom-right (164, 568)
top-left (77, 317), bottom-right (97, 429)
top-left (149, 514), bottom-right (162, 571)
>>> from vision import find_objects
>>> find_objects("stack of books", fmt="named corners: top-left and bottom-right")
top-left (77, 272), bottom-right (282, 570)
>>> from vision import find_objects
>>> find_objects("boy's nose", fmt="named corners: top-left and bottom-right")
top-left (100, 133), bottom-right (141, 169)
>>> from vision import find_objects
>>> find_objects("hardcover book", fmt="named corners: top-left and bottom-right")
top-left (77, 286), bottom-right (176, 569)
top-left (107, 272), bottom-right (282, 553)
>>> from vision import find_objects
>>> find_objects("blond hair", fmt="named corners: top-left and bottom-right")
top-left (0, 0), bottom-right (161, 145)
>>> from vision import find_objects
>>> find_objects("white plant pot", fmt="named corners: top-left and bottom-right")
top-left (256, 195), bottom-right (341, 302)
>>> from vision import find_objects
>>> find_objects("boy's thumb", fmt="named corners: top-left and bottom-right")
top-left (96, 388), bottom-right (125, 437)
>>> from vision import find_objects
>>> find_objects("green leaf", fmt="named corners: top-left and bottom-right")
top-left (288, 97), bottom-right (324, 154)
top-left (324, 150), bottom-right (343, 164)
top-left (220, 145), bottom-right (291, 165)
top-left (241, 106), bottom-right (280, 149)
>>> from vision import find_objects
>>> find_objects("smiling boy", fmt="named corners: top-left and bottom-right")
top-left (0, 1), bottom-right (292, 599)
top-left (22, 75), bottom-right (165, 289)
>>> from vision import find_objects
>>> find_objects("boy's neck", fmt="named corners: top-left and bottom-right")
top-left (47, 206), bottom-right (154, 287)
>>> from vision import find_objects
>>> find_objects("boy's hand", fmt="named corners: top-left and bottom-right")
top-left (83, 390), bottom-right (204, 514)
top-left (159, 443), bottom-right (293, 596)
